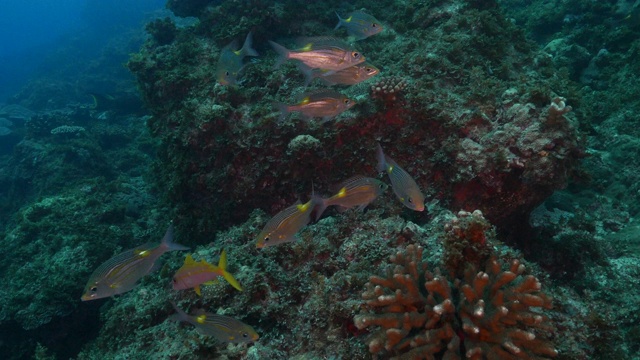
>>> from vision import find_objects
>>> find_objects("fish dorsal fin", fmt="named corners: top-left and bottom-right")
top-left (184, 254), bottom-right (197, 265)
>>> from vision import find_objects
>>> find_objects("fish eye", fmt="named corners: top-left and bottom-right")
top-left (90, 286), bottom-right (98, 293)
top-left (264, 236), bottom-right (270, 243)
top-left (225, 71), bottom-right (230, 76)
top-left (343, 99), bottom-right (350, 104)
top-left (352, 52), bottom-right (360, 58)
top-left (172, 278), bottom-right (177, 283)
top-left (242, 333), bottom-right (248, 338)
top-left (408, 198), bottom-right (413, 203)
top-left (372, 23), bottom-right (377, 27)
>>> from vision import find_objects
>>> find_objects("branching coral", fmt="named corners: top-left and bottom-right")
top-left (354, 244), bottom-right (557, 359)
top-left (371, 76), bottom-right (409, 105)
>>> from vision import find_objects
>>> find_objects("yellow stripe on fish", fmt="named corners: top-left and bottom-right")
top-left (81, 225), bottom-right (189, 301)
top-left (256, 198), bottom-right (320, 248)
top-left (376, 143), bottom-right (425, 212)
top-left (277, 89), bottom-right (355, 122)
top-left (313, 175), bottom-right (388, 220)
top-left (269, 37), bottom-right (365, 72)
top-left (169, 301), bottom-right (259, 343)
top-left (335, 10), bottom-right (384, 40)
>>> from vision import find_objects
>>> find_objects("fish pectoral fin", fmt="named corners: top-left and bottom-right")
top-left (194, 285), bottom-right (202, 296)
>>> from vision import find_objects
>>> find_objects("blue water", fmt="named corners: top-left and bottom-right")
top-left (0, 0), bottom-right (166, 102)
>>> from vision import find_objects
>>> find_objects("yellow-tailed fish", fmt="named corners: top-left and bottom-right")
top-left (169, 301), bottom-right (259, 343)
top-left (313, 175), bottom-right (388, 220)
top-left (276, 89), bottom-right (355, 122)
top-left (81, 225), bottom-right (189, 301)
top-left (301, 62), bottom-right (379, 86)
top-left (172, 250), bottom-right (242, 296)
top-left (269, 37), bottom-right (365, 72)
top-left (256, 198), bottom-right (320, 248)
top-left (216, 32), bottom-right (259, 86)
top-left (376, 143), bottom-right (425, 211)
top-left (335, 10), bottom-right (384, 40)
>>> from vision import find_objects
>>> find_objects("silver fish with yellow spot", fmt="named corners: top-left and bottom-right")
top-left (277, 89), bottom-right (355, 122)
top-left (256, 198), bottom-right (320, 248)
top-left (376, 143), bottom-right (425, 212)
top-left (269, 37), bottom-right (365, 72)
top-left (216, 32), bottom-right (259, 86)
top-left (302, 62), bottom-right (379, 86)
top-left (169, 301), bottom-right (259, 343)
top-left (335, 10), bottom-right (384, 40)
top-left (313, 175), bottom-right (388, 220)
top-left (81, 225), bottom-right (189, 301)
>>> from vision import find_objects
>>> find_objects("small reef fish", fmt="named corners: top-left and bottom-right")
top-left (169, 301), bottom-right (259, 343)
top-left (172, 250), bottom-right (242, 296)
top-left (81, 225), bottom-right (189, 301)
top-left (269, 37), bottom-right (365, 72)
top-left (216, 32), bottom-right (259, 86)
top-left (335, 10), bottom-right (384, 40)
top-left (376, 143), bottom-right (425, 212)
top-left (256, 198), bottom-right (320, 248)
top-left (277, 89), bottom-right (355, 122)
top-left (313, 175), bottom-right (388, 220)
top-left (302, 62), bottom-right (379, 86)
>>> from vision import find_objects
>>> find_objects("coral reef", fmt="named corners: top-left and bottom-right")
top-left (2, 0), bottom-right (640, 358)
top-left (126, 0), bottom-right (583, 244)
top-left (355, 244), bottom-right (557, 359)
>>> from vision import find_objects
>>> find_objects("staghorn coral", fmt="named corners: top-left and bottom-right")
top-left (354, 244), bottom-right (557, 359)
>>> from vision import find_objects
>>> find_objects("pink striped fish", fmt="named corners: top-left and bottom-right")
top-left (172, 250), bottom-right (242, 296)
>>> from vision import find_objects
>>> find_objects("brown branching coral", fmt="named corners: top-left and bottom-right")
top-left (354, 244), bottom-right (557, 359)
top-left (371, 76), bottom-right (409, 104)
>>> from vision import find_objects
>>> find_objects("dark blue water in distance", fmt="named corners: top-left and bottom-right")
top-left (0, 0), bottom-right (166, 102)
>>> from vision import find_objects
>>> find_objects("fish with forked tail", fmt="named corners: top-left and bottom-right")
top-left (376, 143), bottom-right (425, 212)
top-left (81, 225), bottom-right (189, 301)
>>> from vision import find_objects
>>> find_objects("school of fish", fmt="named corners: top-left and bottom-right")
top-left (80, 9), bottom-right (429, 348)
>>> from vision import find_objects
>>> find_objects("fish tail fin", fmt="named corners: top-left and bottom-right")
top-left (241, 31), bottom-right (259, 57)
top-left (161, 224), bottom-right (190, 252)
top-left (376, 143), bottom-right (387, 173)
top-left (311, 194), bottom-right (328, 221)
top-left (268, 40), bottom-right (289, 68)
top-left (297, 63), bottom-right (316, 87)
top-left (334, 12), bottom-right (343, 30)
top-left (217, 249), bottom-right (243, 291)
top-left (168, 301), bottom-right (189, 323)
